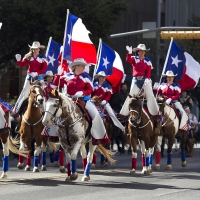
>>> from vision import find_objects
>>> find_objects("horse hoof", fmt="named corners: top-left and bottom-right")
top-left (17, 163), bottom-right (24, 170)
top-left (100, 162), bottom-right (107, 168)
top-left (24, 166), bottom-right (31, 171)
top-left (81, 176), bottom-right (90, 181)
top-left (41, 166), bottom-right (47, 171)
top-left (0, 173), bottom-right (7, 179)
top-left (91, 164), bottom-right (95, 169)
top-left (155, 165), bottom-right (160, 170)
top-left (60, 166), bottom-right (66, 173)
top-left (70, 172), bottom-right (78, 181)
top-left (182, 161), bottom-right (187, 167)
top-left (33, 168), bottom-right (39, 172)
top-left (166, 165), bottom-right (172, 170)
top-left (130, 169), bottom-right (136, 174)
top-left (65, 176), bottom-right (72, 182)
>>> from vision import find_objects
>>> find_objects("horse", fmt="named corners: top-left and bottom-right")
top-left (42, 90), bottom-right (116, 182)
top-left (128, 94), bottom-right (159, 174)
top-left (0, 104), bottom-right (27, 178)
top-left (155, 97), bottom-right (193, 169)
top-left (91, 95), bottom-right (128, 168)
top-left (17, 82), bottom-right (48, 172)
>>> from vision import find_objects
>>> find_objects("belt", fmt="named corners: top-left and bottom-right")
top-left (136, 76), bottom-right (144, 80)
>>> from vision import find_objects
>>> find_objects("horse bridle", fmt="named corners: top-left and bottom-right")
top-left (129, 97), bottom-right (151, 129)
top-left (30, 84), bottom-right (44, 106)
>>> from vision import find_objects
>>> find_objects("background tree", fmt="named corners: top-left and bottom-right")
top-left (0, 0), bottom-right (127, 66)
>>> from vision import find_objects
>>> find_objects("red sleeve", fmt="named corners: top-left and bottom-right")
top-left (104, 91), bottom-right (112, 102)
top-left (53, 75), bottom-right (65, 88)
top-left (171, 90), bottom-right (180, 101)
top-left (126, 54), bottom-right (135, 65)
top-left (146, 66), bottom-right (151, 79)
top-left (82, 82), bottom-right (93, 96)
top-left (38, 60), bottom-right (48, 75)
top-left (17, 58), bottom-right (28, 67)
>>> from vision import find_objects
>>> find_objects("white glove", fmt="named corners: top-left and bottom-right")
top-left (15, 54), bottom-right (21, 61)
top-left (74, 91), bottom-right (83, 98)
top-left (153, 82), bottom-right (160, 89)
top-left (101, 100), bottom-right (107, 106)
top-left (165, 98), bottom-right (172, 105)
top-left (57, 65), bottom-right (63, 75)
top-left (126, 46), bottom-right (132, 54)
top-left (30, 72), bottom-right (38, 77)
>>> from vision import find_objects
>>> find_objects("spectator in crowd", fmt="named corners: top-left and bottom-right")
top-left (179, 90), bottom-right (193, 110)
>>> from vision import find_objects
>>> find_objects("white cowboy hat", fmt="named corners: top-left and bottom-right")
top-left (133, 44), bottom-right (150, 52)
top-left (162, 70), bottom-right (177, 77)
top-left (43, 70), bottom-right (54, 78)
top-left (28, 41), bottom-right (45, 49)
top-left (94, 71), bottom-right (107, 79)
top-left (68, 58), bottom-right (87, 69)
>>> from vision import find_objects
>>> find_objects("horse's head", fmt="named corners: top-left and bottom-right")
top-left (42, 90), bottom-right (62, 126)
top-left (30, 82), bottom-right (44, 106)
top-left (156, 96), bottom-right (166, 113)
top-left (128, 94), bottom-right (144, 124)
top-left (91, 95), bottom-right (102, 106)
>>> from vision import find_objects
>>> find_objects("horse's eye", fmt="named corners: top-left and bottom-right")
top-left (32, 90), bottom-right (36, 94)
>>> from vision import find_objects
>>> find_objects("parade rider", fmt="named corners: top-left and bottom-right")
top-left (53, 58), bottom-right (110, 145)
top-left (120, 44), bottom-right (161, 134)
top-left (92, 71), bottom-right (125, 132)
top-left (13, 41), bottom-right (48, 114)
top-left (153, 70), bottom-right (189, 131)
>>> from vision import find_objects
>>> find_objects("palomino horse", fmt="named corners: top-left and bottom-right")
top-left (17, 82), bottom-right (47, 172)
top-left (0, 105), bottom-right (27, 178)
top-left (91, 95), bottom-right (128, 168)
top-left (42, 90), bottom-right (116, 182)
top-left (128, 94), bottom-right (158, 174)
top-left (155, 97), bottom-right (193, 169)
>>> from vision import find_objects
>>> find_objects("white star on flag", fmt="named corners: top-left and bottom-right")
top-left (102, 57), bottom-right (110, 69)
top-left (48, 54), bottom-right (56, 66)
top-left (67, 34), bottom-right (72, 44)
top-left (171, 55), bottom-right (182, 67)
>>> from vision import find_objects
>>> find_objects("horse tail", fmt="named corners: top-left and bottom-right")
top-left (96, 144), bottom-right (117, 165)
top-left (8, 134), bottom-right (28, 157)
top-left (47, 139), bottom-right (60, 151)
top-left (185, 136), bottom-right (195, 156)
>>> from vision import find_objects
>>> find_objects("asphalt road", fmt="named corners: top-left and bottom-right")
top-left (0, 143), bottom-right (200, 200)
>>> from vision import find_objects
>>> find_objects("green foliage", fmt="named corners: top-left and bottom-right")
top-left (0, 0), bottom-right (127, 65)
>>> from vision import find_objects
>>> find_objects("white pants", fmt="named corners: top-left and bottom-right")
top-left (120, 80), bottom-right (159, 116)
top-left (0, 106), bottom-right (6, 128)
top-left (174, 102), bottom-right (189, 130)
top-left (85, 101), bottom-right (106, 139)
top-left (104, 103), bottom-right (125, 132)
top-left (13, 79), bottom-right (30, 113)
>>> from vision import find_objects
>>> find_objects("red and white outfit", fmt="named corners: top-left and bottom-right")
top-left (120, 54), bottom-right (159, 116)
top-left (13, 53), bottom-right (48, 113)
top-left (54, 72), bottom-right (110, 144)
top-left (154, 82), bottom-right (188, 131)
top-left (92, 81), bottom-right (124, 132)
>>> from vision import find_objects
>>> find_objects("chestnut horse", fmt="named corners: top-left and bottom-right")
top-left (155, 97), bottom-right (193, 169)
top-left (17, 82), bottom-right (47, 172)
top-left (128, 94), bottom-right (158, 174)
top-left (42, 90), bottom-right (116, 182)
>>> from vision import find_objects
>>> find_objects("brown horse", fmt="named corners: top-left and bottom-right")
top-left (0, 107), bottom-right (27, 178)
top-left (42, 90), bottom-right (116, 182)
top-left (91, 95), bottom-right (128, 168)
top-left (17, 82), bottom-right (47, 172)
top-left (128, 94), bottom-right (158, 174)
top-left (155, 97), bottom-right (193, 169)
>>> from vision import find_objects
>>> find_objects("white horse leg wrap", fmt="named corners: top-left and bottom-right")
top-left (2, 140), bottom-right (9, 156)
top-left (105, 103), bottom-right (125, 131)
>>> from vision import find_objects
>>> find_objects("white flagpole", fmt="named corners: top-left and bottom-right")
top-left (0, 23), bottom-right (2, 29)
top-left (45, 36), bottom-right (52, 57)
top-left (92, 38), bottom-right (102, 82)
top-left (156, 37), bottom-right (173, 98)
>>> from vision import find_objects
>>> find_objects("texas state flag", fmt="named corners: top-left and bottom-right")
top-left (95, 41), bottom-right (125, 93)
top-left (46, 38), bottom-right (62, 74)
top-left (163, 39), bottom-right (200, 92)
top-left (62, 11), bottom-right (97, 64)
